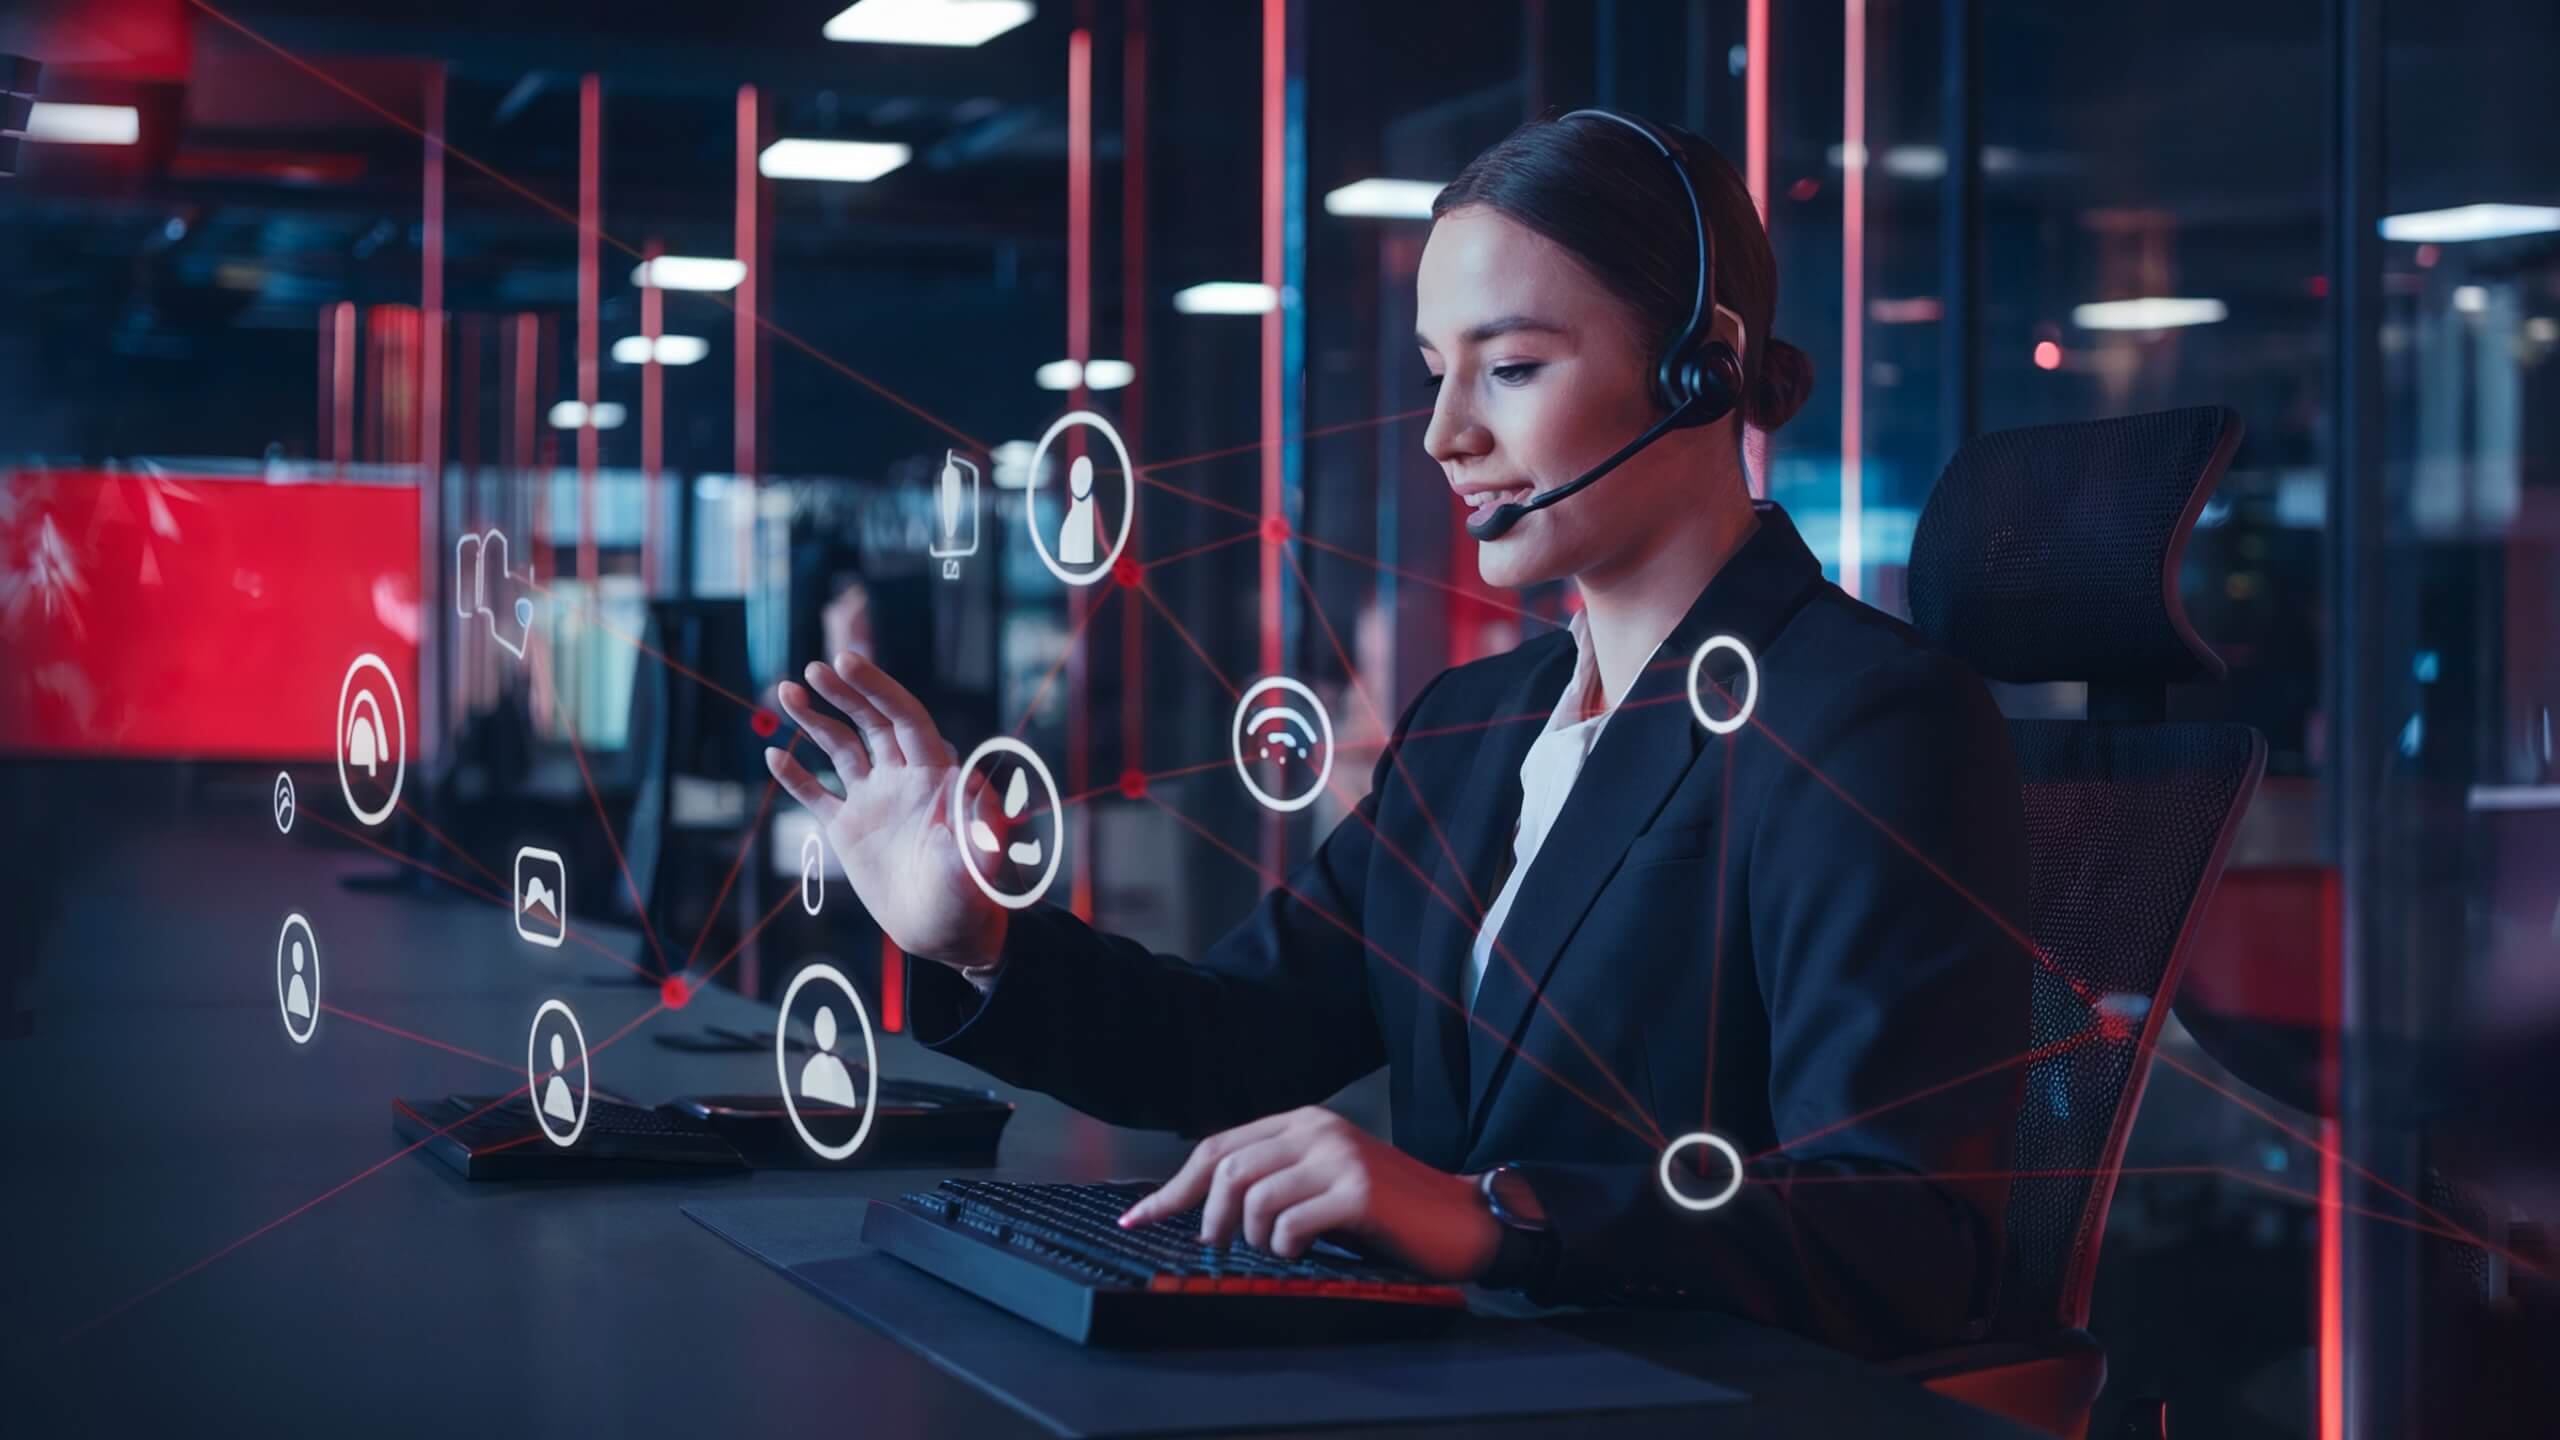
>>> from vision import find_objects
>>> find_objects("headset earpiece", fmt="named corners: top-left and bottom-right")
top-left (1660, 339), bottom-right (1742, 430)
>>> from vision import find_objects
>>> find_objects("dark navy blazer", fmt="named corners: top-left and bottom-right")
top-left (909, 504), bottom-right (2031, 1359)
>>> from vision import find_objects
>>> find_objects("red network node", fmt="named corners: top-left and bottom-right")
top-left (661, 974), bottom-right (693, 1010)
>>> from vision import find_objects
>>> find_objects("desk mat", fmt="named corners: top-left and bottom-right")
top-left (683, 1197), bottom-right (1741, 1437)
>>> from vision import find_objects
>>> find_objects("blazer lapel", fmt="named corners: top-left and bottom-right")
top-left (1398, 640), bottom-right (1569, 1170)
top-left (1461, 504), bottom-right (1826, 1142)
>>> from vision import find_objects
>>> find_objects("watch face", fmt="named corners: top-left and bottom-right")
top-left (1489, 1166), bottom-right (1550, 1230)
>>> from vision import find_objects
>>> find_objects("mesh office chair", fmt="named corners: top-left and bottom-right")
top-left (1893, 406), bottom-right (2269, 1439)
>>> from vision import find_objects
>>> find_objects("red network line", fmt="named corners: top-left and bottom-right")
top-left (1133, 579), bottom-right (1242, 701)
top-left (1012, 585), bottom-right (1120, 736)
top-left (393, 798), bottom-right (504, 889)
top-left (63, 1081), bottom-right (533, 1340)
top-left (540, 641), bottom-right (676, 978)
top-left (1137, 406), bottom-right (1434, 478)
top-left (2150, 1047), bottom-right (2498, 1260)
top-left (1144, 528), bottom-right (1262, 572)
top-left (1751, 1026), bottom-right (2112, 1164)
top-left (679, 749), bottom-right (794, 977)
top-left (1701, 739), bottom-right (1738, 1129)
top-left (1283, 544), bottom-right (1483, 917)
top-left (525, 576), bottom-right (769, 722)
top-left (317, 1003), bottom-right (518, 1076)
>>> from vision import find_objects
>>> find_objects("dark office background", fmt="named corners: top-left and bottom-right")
top-left (3, 1), bottom-right (2554, 1435)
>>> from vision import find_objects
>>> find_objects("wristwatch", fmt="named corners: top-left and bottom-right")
top-left (1476, 1163), bottom-right (1561, 1292)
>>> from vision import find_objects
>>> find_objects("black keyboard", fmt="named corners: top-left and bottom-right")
top-left (861, 1179), bottom-right (1467, 1347)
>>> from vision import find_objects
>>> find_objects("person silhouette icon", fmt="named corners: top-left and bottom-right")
top-left (798, 1005), bottom-right (860, 1109)
top-left (285, 941), bottom-right (312, 1019)
top-left (542, 1033), bottom-right (578, 1124)
top-left (1059, 454), bottom-right (1097, 567)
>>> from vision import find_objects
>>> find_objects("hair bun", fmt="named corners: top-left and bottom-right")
top-left (1745, 337), bottom-right (1815, 433)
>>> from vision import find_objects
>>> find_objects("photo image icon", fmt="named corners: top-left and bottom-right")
top-left (514, 846), bottom-right (567, 949)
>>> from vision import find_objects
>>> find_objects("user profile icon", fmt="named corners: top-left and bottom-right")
top-left (526, 999), bottom-right (590, 1148)
top-left (335, 652), bottom-right (407, 827)
top-left (1231, 676), bottom-right (1336, 813)
top-left (1023, 410), bottom-right (1134, 587)
top-left (776, 962), bottom-right (879, 1162)
top-left (275, 911), bottom-right (320, 1045)
top-left (950, 736), bottom-right (1064, 910)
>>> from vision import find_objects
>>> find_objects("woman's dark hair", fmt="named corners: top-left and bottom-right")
top-left (1432, 112), bottom-right (1815, 435)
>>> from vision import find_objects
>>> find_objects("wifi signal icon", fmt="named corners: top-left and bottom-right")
top-left (1230, 676), bottom-right (1335, 814)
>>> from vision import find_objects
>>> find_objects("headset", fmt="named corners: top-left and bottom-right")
top-left (1464, 108), bottom-right (1746, 542)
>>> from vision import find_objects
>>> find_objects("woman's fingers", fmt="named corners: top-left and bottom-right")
top-left (803, 661), bottom-right (905, 768)
top-left (1239, 1160), bottom-right (1334, 1252)
top-left (775, 681), bottom-right (871, 783)
top-left (1266, 1185), bottom-right (1363, 1260)
top-left (1118, 1112), bottom-right (1297, 1229)
top-left (1194, 1135), bottom-right (1301, 1246)
top-left (764, 746), bottom-right (844, 824)
top-left (835, 651), bottom-right (952, 766)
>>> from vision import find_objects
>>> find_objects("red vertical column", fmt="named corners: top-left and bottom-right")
top-left (1257, 0), bottom-right (1285, 683)
top-left (735, 85), bottom-right (760, 566)
top-left (1120, 0), bottom-right (1149, 787)
top-left (1066, 21), bottom-right (1095, 921)
top-left (577, 74), bottom-right (602, 593)
top-left (333, 300), bottom-right (356, 474)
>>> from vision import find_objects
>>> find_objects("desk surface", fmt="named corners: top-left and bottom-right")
top-left (2, 823), bottom-right (2033, 1438)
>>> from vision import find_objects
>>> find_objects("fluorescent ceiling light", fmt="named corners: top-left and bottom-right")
top-left (611, 335), bottom-right (709, 365)
top-left (759, 138), bottom-right (912, 183)
top-left (1035, 360), bottom-right (1083, 391)
top-left (824, 0), bottom-right (1035, 47)
top-left (991, 439), bottom-right (1039, 489)
top-left (630, 256), bottom-right (747, 292)
top-left (1173, 281), bottom-right (1277, 315)
top-left (549, 401), bottom-right (628, 430)
top-left (25, 102), bottom-right (140, 145)
top-left (2071, 297), bottom-right (2228, 331)
top-left (2380, 203), bottom-right (2560, 244)
top-left (1323, 178), bottom-right (1442, 220)
top-left (1083, 359), bottom-right (1134, 390)
top-left (2452, 285), bottom-right (2488, 314)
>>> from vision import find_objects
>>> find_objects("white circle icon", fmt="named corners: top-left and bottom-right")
top-left (275, 912), bottom-right (320, 1045)
top-left (272, 771), bottom-right (297, 834)
top-left (800, 832), bottom-right (826, 916)
top-left (1686, 635), bottom-right (1760, 737)
top-left (526, 999), bottom-right (590, 1148)
top-left (1231, 676), bottom-right (1336, 814)
top-left (336, 652), bottom-right (407, 827)
top-left (776, 962), bottom-right (880, 1162)
top-left (951, 736), bottom-right (1064, 910)
top-left (1023, 409), bottom-right (1134, 587)
top-left (1657, 1131), bottom-right (1745, 1213)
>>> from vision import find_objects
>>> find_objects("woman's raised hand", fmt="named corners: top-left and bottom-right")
top-left (766, 653), bottom-right (1009, 974)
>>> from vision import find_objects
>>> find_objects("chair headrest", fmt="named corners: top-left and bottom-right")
top-left (1909, 405), bottom-right (2241, 687)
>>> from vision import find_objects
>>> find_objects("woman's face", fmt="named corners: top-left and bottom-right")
top-left (1416, 204), bottom-right (1713, 591)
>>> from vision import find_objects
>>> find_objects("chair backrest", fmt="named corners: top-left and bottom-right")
top-left (1908, 405), bottom-right (2268, 1335)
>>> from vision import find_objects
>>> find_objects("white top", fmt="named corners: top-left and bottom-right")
top-left (1467, 612), bottom-right (1620, 1008)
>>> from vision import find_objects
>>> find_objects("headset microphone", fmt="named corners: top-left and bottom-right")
top-left (1464, 405), bottom-right (1697, 541)
top-left (1462, 109), bottom-right (1744, 545)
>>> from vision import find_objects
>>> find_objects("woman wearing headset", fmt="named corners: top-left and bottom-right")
top-left (768, 112), bottom-right (2028, 1360)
